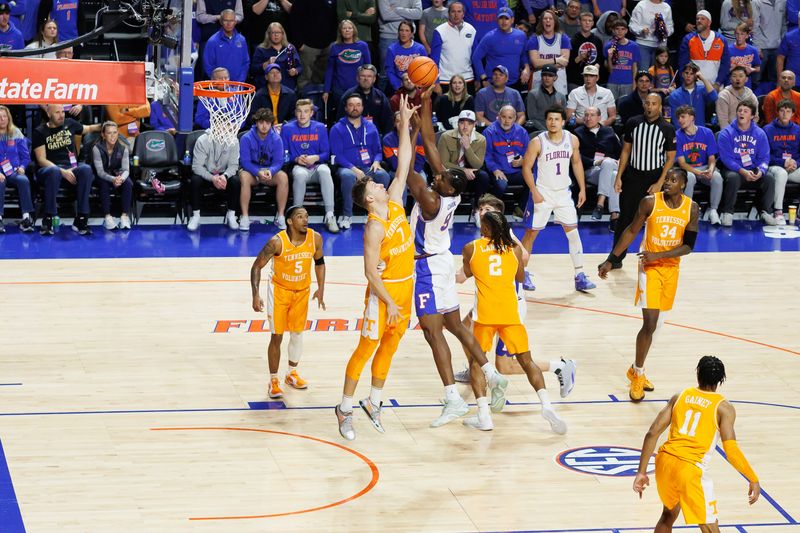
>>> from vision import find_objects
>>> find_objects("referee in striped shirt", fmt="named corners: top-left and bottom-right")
top-left (608, 93), bottom-right (676, 267)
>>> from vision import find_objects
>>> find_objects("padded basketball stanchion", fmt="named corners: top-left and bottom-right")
top-left (193, 80), bottom-right (256, 145)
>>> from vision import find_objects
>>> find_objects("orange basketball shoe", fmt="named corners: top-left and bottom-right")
top-left (285, 369), bottom-right (308, 390)
top-left (268, 377), bottom-right (284, 399)
top-left (629, 372), bottom-right (647, 402)
top-left (627, 365), bottom-right (654, 392)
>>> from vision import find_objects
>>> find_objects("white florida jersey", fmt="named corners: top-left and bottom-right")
top-left (410, 193), bottom-right (461, 255)
top-left (535, 130), bottom-right (573, 190)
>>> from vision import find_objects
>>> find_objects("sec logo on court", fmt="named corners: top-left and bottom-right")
top-left (556, 446), bottom-right (655, 477)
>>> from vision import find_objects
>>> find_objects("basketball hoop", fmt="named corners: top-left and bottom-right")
top-left (194, 80), bottom-right (255, 145)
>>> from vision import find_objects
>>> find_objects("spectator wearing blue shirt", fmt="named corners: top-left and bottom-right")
top-left (37, 0), bottom-right (77, 41)
top-left (250, 23), bottom-right (302, 90)
top-left (203, 10), bottom-right (250, 82)
top-left (483, 104), bottom-right (529, 198)
top-left (149, 100), bottom-right (177, 134)
top-left (0, 105), bottom-right (33, 233)
top-left (249, 64), bottom-right (298, 126)
top-left (777, 26), bottom-right (800, 89)
top-left (474, 65), bottom-right (526, 126)
top-left (518, 0), bottom-right (554, 25)
top-left (463, 0), bottom-right (507, 43)
top-left (19, 0), bottom-right (40, 41)
top-left (280, 99), bottom-right (339, 233)
top-left (471, 7), bottom-right (530, 89)
top-left (668, 62), bottom-right (718, 126)
top-left (4, 0), bottom-right (25, 35)
top-left (604, 19), bottom-right (640, 104)
top-left (330, 93), bottom-right (390, 229)
top-left (789, 0), bottom-right (799, 31)
top-left (385, 21), bottom-right (427, 92)
top-left (674, 104), bottom-right (723, 224)
top-left (728, 22), bottom-right (760, 88)
top-left (764, 99), bottom-right (800, 225)
top-left (324, 20), bottom-right (372, 117)
top-left (717, 100), bottom-right (775, 226)
top-left (0, 3), bottom-right (24, 50)
top-left (238, 107), bottom-right (288, 231)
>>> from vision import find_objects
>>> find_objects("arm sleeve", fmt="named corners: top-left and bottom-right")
top-left (127, 102), bottom-right (151, 119)
top-left (464, 135), bottom-right (486, 169)
top-left (120, 147), bottom-right (130, 179)
top-left (789, 0), bottom-right (799, 27)
top-left (722, 440), bottom-right (758, 482)
top-left (354, 0), bottom-right (378, 24)
top-left (717, 129), bottom-right (742, 172)
top-left (483, 130), bottom-right (500, 172)
top-left (430, 29), bottom-right (443, 67)
top-left (323, 46), bottom-right (337, 93)
top-left (269, 135), bottom-right (284, 175)
top-left (378, 0), bottom-right (401, 22)
top-left (238, 41), bottom-right (250, 82)
top-left (679, 34), bottom-right (690, 73)
top-left (386, 47), bottom-right (401, 90)
top-left (92, 145), bottom-right (115, 183)
top-left (317, 125), bottom-right (330, 162)
top-left (756, 130), bottom-right (771, 173)
top-left (369, 127), bottom-right (383, 162)
top-left (628, 3), bottom-right (646, 35)
top-left (394, 0), bottom-right (422, 20)
top-left (706, 129), bottom-right (719, 157)
top-left (330, 127), bottom-right (355, 169)
top-left (471, 36), bottom-right (488, 81)
top-left (17, 136), bottom-right (30, 167)
top-left (251, 47), bottom-right (267, 78)
top-left (716, 41), bottom-right (731, 86)
top-left (239, 136), bottom-right (258, 176)
top-left (196, 0), bottom-right (216, 26)
top-left (202, 38), bottom-right (215, 78)
top-left (192, 138), bottom-right (214, 180)
top-left (225, 141), bottom-right (240, 178)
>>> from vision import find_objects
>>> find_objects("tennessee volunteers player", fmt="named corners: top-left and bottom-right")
top-left (633, 356), bottom-right (760, 531)
top-left (334, 95), bottom-right (418, 441)
top-left (460, 211), bottom-right (567, 434)
top-left (598, 167), bottom-right (699, 401)
top-left (250, 205), bottom-right (326, 399)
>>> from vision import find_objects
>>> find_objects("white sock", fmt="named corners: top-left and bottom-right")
top-left (634, 365), bottom-right (644, 376)
top-left (481, 362), bottom-right (498, 381)
top-left (444, 384), bottom-right (461, 402)
top-left (22, 213), bottom-right (30, 220)
top-left (550, 359), bottom-right (564, 373)
top-left (565, 229), bottom-right (584, 272)
top-left (288, 332), bottom-right (303, 365)
top-left (537, 388), bottom-right (552, 410)
top-left (369, 386), bottom-right (382, 407)
top-left (326, 210), bottom-right (334, 219)
top-left (192, 210), bottom-right (201, 218)
top-left (340, 395), bottom-right (353, 413)
top-left (270, 372), bottom-right (278, 381)
top-left (476, 397), bottom-right (490, 419)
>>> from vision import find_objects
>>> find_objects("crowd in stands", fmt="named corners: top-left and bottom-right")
top-left (2, 0), bottom-right (800, 236)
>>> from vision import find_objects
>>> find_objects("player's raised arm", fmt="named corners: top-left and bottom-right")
top-left (363, 220), bottom-right (401, 324)
top-left (312, 231), bottom-right (326, 310)
top-left (633, 394), bottom-right (678, 498)
top-left (419, 85), bottom-right (445, 176)
top-left (570, 135), bottom-right (587, 208)
top-left (718, 401), bottom-right (760, 505)
top-left (388, 95), bottom-right (419, 204)
top-left (522, 136), bottom-right (543, 204)
top-left (407, 88), bottom-right (442, 217)
top-left (250, 235), bottom-right (282, 311)
top-left (598, 195), bottom-right (655, 278)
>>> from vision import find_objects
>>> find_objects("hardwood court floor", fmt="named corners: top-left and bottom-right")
top-left (0, 253), bottom-right (798, 532)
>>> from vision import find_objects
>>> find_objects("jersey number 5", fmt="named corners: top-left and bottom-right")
top-left (678, 409), bottom-right (702, 437)
top-left (489, 255), bottom-right (502, 276)
top-left (294, 261), bottom-right (303, 274)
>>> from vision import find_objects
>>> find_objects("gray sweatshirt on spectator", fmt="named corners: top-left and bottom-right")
top-left (191, 132), bottom-right (240, 180)
top-left (378, 0), bottom-right (422, 40)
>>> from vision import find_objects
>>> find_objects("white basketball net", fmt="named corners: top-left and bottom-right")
top-left (196, 81), bottom-right (254, 146)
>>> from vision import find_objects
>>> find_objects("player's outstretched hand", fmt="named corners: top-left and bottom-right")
top-left (252, 296), bottom-right (264, 312)
top-left (632, 472), bottom-right (649, 499)
top-left (598, 261), bottom-right (612, 279)
top-left (421, 84), bottom-right (436, 101)
top-left (748, 481), bottom-right (761, 505)
top-left (313, 289), bottom-right (326, 310)
top-left (399, 94), bottom-right (420, 124)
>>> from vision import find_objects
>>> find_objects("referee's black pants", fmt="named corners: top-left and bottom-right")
top-left (613, 167), bottom-right (662, 262)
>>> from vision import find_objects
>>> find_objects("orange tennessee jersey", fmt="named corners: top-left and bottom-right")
top-left (469, 237), bottom-right (521, 325)
top-left (643, 192), bottom-right (692, 268)
top-left (271, 229), bottom-right (316, 290)
top-left (659, 387), bottom-right (726, 470)
top-left (368, 200), bottom-right (414, 281)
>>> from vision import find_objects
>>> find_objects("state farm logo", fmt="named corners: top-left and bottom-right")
top-left (0, 78), bottom-right (98, 101)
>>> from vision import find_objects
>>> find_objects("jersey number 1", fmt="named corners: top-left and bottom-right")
top-left (678, 409), bottom-right (702, 437)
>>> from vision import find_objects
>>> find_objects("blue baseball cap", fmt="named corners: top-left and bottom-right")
top-left (264, 63), bottom-right (281, 75)
top-left (493, 65), bottom-right (509, 76)
top-left (497, 7), bottom-right (513, 18)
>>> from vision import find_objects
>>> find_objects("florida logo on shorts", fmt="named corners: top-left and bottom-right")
top-left (556, 446), bottom-right (655, 477)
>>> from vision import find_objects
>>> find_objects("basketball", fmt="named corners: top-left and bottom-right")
top-left (407, 56), bottom-right (438, 88)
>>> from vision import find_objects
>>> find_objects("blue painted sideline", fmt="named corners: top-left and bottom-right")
top-left (0, 439), bottom-right (25, 533)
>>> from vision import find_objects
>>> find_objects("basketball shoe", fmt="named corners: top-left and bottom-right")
top-left (430, 397), bottom-right (469, 427)
top-left (268, 377), bottom-right (283, 399)
top-left (285, 369), bottom-right (307, 389)
top-left (626, 365), bottom-right (654, 391)
top-left (359, 398), bottom-right (384, 433)
top-left (335, 405), bottom-right (355, 440)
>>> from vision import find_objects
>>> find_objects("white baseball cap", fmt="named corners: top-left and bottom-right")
top-left (458, 110), bottom-right (476, 122)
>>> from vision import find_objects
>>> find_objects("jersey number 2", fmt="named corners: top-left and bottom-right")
top-left (489, 255), bottom-right (502, 276)
top-left (678, 409), bottom-right (702, 437)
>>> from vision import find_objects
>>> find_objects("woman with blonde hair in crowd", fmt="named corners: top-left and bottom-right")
top-left (0, 105), bottom-right (34, 233)
top-left (434, 74), bottom-right (474, 130)
top-left (323, 19), bottom-right (371, 116)
top-left (251, 22), bottom-right (302, 90)
top-left (92, 122), bottom-right (133, 230)
top-left (24, 19), bottom-right (58, 59)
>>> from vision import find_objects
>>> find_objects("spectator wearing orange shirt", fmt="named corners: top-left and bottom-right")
top-left (105, 102), bottom-right (151, 138)
top-left (762, 70), bottom-right (800, 126)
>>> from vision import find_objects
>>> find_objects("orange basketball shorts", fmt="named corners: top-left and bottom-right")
top-left (267, 281), bottom-right (310, 334)
top-left (635, 265), bottom-right (680, 311)
top-left (473, 323), bottom-right (529, 355)
top-left (360, 277), bottom-right (413, 341)
top-left (655, 451), bottom-right (718, 525)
